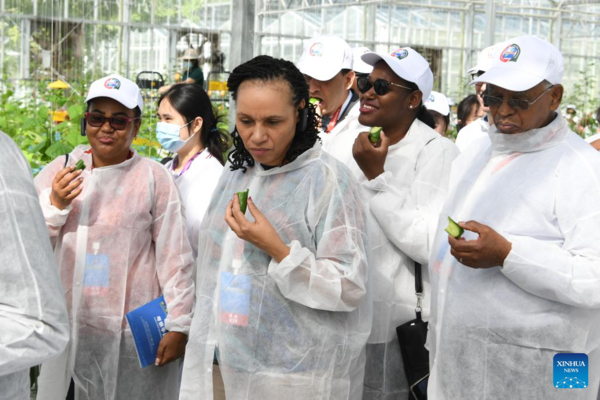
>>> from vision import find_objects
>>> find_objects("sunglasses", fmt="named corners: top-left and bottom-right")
top-left (85, 112), bottom-right (140, 130)
top-left (357, 76), bottom-right (415, 96)
top-left (482, 85), bottom-right (554, 111)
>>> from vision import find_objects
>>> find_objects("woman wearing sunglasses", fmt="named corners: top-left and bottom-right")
top-left (351, 48), bottom-right (459, 399)
top-left (34, 75), bottom-right (195, 400)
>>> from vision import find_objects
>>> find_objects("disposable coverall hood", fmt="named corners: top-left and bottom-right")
top-left (180, 142), bottom-right (372, 400)
top-left (428, 113), bottom-right (600, 399)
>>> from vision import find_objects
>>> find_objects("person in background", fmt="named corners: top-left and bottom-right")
top-left (159, 48), bottom-right (205, 94)
top-left (156, 84), bottom-right (228, 257)
top-left (34, 75), bottom-right (195, 400)
top-left (351, 47), bottom-right (459, 399)
top-left (352, 46), bottom-right (373, 95)
top-left (296, 34), bottom-right (368, 165)
top-left (425, 90), bottom-right (451, 136)
top-left (455, 94), bottom-right (483, 132)
top-left (0, 132), bottom-right (70, 400)
top-left (454, 42), bottom-right (505, 151)
top-left (586, 106), bottom-right (600, 150)
top-left (428, 35), bottom-right (600, 399)
top-left (179, 55), bottom-right (371, 400)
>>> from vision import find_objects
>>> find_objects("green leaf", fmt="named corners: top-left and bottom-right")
top-left (45, 141), bottom-right (73, 159)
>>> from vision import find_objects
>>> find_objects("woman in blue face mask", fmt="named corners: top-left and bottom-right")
top-left (157, 84), bottom-right (229, 256)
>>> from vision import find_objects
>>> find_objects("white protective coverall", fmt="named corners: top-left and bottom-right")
top-left (164, 150), bottom-right (223, 257)
top-left (428, 113), bottom-right (600, 399)
top-left (320, 100), bottom-right (369, 166)
top-left (33, 145), bottom-right (195, 400)
top-left (347, 119), bottom-right (459, 399)
top-left (179, 143), bottom-right (372, 400)
top-left (0, 132), bottom-right (69, 400)
top-left (454, 117), bottom-right (490, 152)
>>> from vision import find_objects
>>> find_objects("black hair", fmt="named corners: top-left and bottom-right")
top-left (401, 80), bottom-right (436, 129)
top-left (428, 110), bottom-right (450, 134)
top-left (158, 84), bottom-right (228, 165)
top-left (227, 55), bottom-right (320, 172)
top-left (456, 94), bottom-right (481, 132)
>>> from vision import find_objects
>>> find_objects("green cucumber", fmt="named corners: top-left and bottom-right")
top-left (369, 126), bottom-right (382, 143)
top-left (309, 97), bottom-right (321, 105)
top-left (236, 189), bottom-right (249, 214)
top-left (75, 159), bottom-right (86, 171)
top-left (444, 217), bottom-right (464, 238)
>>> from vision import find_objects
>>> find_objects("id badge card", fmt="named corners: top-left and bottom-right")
top-left (83, 253), bottom-right (110, 297)
top-left (219, 271), bottom-right (251, 327)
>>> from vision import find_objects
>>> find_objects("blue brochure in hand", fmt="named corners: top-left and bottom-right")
top-left (125, 296), bottom-right (169, 368)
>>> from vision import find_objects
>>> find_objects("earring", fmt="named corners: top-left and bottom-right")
top-left (409, 105), bottom-right (413, 109)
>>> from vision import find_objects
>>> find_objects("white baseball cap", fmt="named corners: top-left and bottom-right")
top-left (352, 47), bottom-right (373, 74)
top-left (361, 47), bottom-right (434, 101)
top-left (467, 42), bottom-right (506, 74)
top-left (424, 91), bottom-right (450, 116)
top-left (472, 36), bottom-right (564, 92)
top-left (296, 35), bottom-right (354, 81)
top-left (85, 74), bottom-right (144, 111)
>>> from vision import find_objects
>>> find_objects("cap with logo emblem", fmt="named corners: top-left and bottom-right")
top-left (471, 36), bottom-right (564, 92)
top-left (85, 74), bottom-right (144, 111)
top-left (296, 35), bottom-right (354, 81)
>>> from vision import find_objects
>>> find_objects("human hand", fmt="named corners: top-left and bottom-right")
top-left (50, 166), bottom-right (84, 210)
top-left (448, 220), bottom-right (512, 269)
top-left (155, 331), bottom-right (187, 366)
top-left (352, 130), bottom-right (389, 180)
top-left (225, 196), bottom-right (290, 263)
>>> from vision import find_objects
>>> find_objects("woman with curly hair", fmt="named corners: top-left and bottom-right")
top-left (179, 55), bottom-right (371, 400)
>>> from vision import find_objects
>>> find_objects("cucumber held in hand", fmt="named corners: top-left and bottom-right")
top-left (445, 217), bottom-right (464, 239)
top-left (369, 126), bottom-right (382, 143)
top-left (309, 97), bottom-right (321, 105)
top-left (236, 189), bottom-right (249, 214)
top-left (75, 159), bottom-right (86, 171)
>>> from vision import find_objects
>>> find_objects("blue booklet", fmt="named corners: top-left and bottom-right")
top-left (125, 296), bottom-right (169, 368)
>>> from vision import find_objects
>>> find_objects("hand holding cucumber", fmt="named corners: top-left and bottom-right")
top-left (447, 219), bottom-right (512, 269)
top-left (225, 193), bottom-right (291, 263)
top-left (50, 165), bottom-right (85, 210)
top-left (352, 128), bottom-right (389, 181)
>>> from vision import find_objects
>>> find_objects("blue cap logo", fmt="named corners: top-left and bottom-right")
top-left (391, 48), bottom-right (409, 60)
top-left (104, 77), bottom-right (121, 90)
top-left (500, 44), bottom-right (521, 63)
top-left (310, 43), bottom-right (324, 57)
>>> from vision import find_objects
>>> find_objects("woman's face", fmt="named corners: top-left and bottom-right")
top-left (157, 97), bottom-right (202, 142)
top-left (235, 79), bottom-right (301, 167)
top-left (86, 97), bottom-right (140, 167)
top-left (465, 102), bottom-right (484, 126)
top-left (358, 61), bottom-right (420, 129)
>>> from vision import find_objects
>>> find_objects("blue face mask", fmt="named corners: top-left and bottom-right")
top-left (183, 61), bottom-right (193, 70)
top-left (156, 121), bottom-right (194, 153)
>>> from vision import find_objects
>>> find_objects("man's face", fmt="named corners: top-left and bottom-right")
top-left (304, 70), bottom-right (355, 117)
top-left (486, 82), bottom-right (563, 134)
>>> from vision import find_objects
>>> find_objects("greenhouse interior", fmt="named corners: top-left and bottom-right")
top-left (2, 0), bottom-right (600, 165)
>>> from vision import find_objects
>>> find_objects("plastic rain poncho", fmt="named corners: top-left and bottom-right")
top-left (345, 119), bottom-right (459, 399)
top-left (320, 102), bottom-right (369, 166)
top-left (179, 143), bottom-right (372, 400)
top-left (165, 150), bottom-right (224, 257)
top-left (33, 145), bottom-right (195, 400)
top-left (0, 132), bottom-right (69, 400)
top-left (428, 113), bottom-right (600, 399)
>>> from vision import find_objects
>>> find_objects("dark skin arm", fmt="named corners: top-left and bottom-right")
top-left (448, 220), bottom-right (512, 268)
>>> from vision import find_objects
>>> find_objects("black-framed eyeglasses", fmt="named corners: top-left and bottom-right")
top-left (85, 112), bottom-right (140, 130)
top-left (470, 71), bottom-right (484, 82)
top-left (482, 85), bottom-right (554, 111)
top-left (357, 76), bottom-right (415, 96)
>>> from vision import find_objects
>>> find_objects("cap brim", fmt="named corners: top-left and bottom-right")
top-left (85, 92), bottom-right (138, 110)
top-left (471, 67), bottom-right (545, 92)
top-left (296, 57), bottom-right (338, 81)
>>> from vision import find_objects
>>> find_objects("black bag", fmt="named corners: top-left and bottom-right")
top-left (396, 262), bottom-right (429, 400)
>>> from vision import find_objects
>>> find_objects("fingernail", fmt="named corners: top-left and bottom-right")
top-left (248, 196), bottom-right (253, 201)
top-left (155, 358), bottom-right (160, 366)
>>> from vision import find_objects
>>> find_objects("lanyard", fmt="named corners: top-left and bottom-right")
top-left (325, 106), bottom-right (343, 133)
top-left (172, 149), bottom-right (204, 177)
